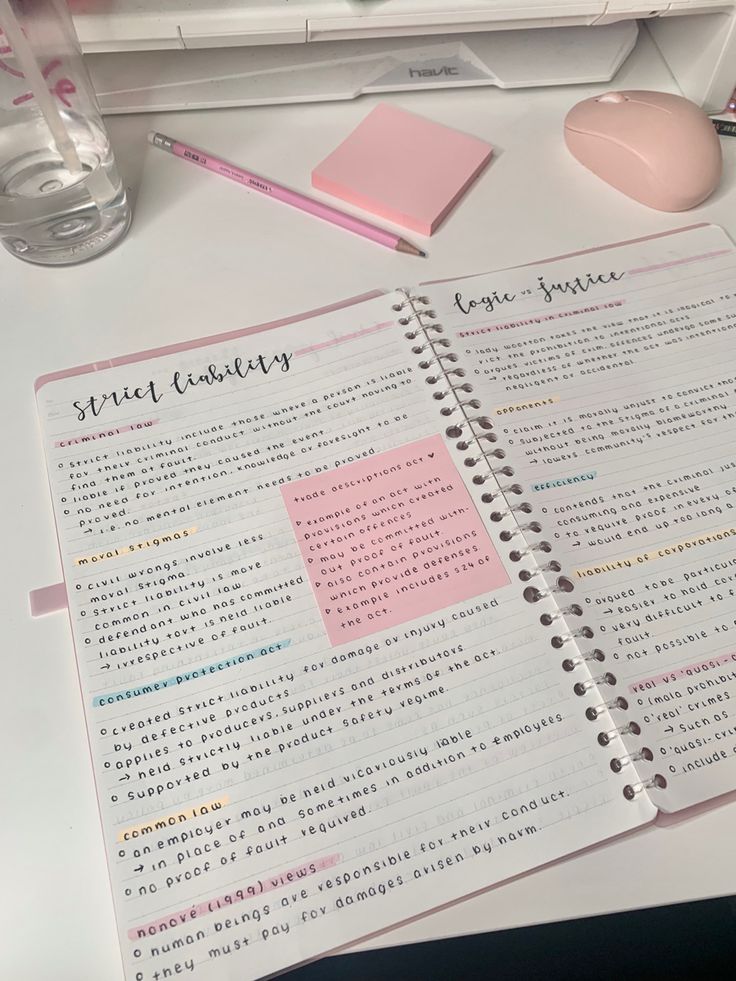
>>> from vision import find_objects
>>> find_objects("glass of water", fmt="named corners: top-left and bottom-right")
top-left (0, 0), bottom-right (131, 265)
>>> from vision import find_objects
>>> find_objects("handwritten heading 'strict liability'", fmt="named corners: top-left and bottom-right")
top-left (72, 352), bottom-right (293, 422)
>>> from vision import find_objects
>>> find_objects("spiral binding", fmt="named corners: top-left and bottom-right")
top-left (395, 289), bottom-right (667, 802)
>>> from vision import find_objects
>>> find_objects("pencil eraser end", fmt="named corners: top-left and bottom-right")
top-left (147, 131), bottom-right (157, 145)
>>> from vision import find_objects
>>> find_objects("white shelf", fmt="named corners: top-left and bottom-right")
top-left (1, 25), bottom-right (735, 981)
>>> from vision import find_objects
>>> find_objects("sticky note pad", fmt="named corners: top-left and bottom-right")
top-left (312, 103), bottom-right (493, 236)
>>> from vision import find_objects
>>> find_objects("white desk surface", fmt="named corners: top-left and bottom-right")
top-left (2, 28), bottom-right (736, 981)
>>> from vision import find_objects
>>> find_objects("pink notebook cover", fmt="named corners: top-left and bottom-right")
top-left (312, 103), bottom-right (493, 236)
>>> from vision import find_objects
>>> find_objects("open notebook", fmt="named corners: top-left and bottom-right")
top-left (34, 223), bottom-right (736, 981)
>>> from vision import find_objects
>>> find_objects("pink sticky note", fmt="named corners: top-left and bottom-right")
top-left (312, 103), bottom-right (493, 236)
top-left (282, 435), bottom-right (508, 645)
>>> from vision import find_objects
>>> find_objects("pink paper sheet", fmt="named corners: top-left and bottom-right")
top-left (281, 434), bottom-right (508, 644)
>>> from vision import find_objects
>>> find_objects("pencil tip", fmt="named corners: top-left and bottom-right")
top-left (396, 239), bottom-right (428, 258)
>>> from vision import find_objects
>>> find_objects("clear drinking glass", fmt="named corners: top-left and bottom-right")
top-left (0, 0), bottom-right (131, 265)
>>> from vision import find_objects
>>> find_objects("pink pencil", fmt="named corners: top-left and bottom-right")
top-left (148, 131), bottom-right (426, 257)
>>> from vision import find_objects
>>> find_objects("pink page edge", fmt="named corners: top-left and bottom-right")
top-left (421, 222), bottom-right (717, 285)
top-left (34, 289), bottom-right (385, 392)
top-left (429, 151), bottom-right (493, 234)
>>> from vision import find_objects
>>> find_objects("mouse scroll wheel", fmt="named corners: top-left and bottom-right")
top-left (596, 92), bottom-right (629, 104)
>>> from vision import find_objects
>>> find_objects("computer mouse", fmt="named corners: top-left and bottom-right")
top-left (564, 90), bottom-right (722, 211)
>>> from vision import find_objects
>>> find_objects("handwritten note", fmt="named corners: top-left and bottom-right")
top-left (435, 222), bottom-right (736, 812)
top-left (283, 435), bottom-right (508, 643)
top-left (35, 293), bottom-right (650, 981)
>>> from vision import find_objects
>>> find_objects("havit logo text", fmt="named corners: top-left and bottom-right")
top-left (408, 66), bottom-right (460, 78)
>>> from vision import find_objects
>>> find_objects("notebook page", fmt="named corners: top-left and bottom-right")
top-left (36, 294), bottom-right (653, 981)
top-left (434, 224), bottom-right (736, 812)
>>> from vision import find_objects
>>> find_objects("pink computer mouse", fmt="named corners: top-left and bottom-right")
top-left (564, 90), bottom-right (722, 212)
